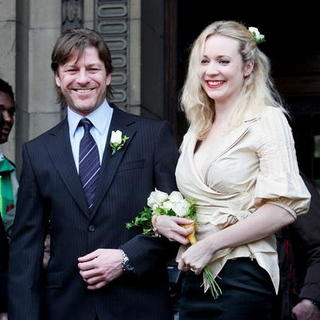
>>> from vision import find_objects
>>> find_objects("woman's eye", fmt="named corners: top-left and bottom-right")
top-left (219, 60), bottom-right (230, 65)
top-left (201, 59), bottom-right (209, 64)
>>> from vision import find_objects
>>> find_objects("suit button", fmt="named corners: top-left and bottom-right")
top-left (88, 225), bottom-right (95, 232)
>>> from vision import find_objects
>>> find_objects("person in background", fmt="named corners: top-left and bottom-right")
top-left (0, 78), bottom-right (17, 236)
top-left (8, 28), bottom-right (179, 320)
top-left (277, 173), bottom-right (320, 320)
top-left (152, 20), bottom-right (310, 320)
top-left (0, 78), bottom-right (17, 320)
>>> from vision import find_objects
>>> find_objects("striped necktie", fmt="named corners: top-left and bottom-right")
top-left (78, 118), bottom-right (100, 210)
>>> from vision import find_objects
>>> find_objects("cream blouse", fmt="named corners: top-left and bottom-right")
top-left (175, 106), bottom-right (311, 293)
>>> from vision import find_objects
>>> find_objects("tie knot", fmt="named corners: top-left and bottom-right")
top-left (79, 118), bottom-right (93, 132)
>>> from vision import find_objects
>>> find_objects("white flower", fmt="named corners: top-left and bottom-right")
top-left (168, 191), bottom-right (184, 203)
top-left (248, 26), bottom-right (265, 43)
top-left (248, 27), bottom-right (259, 35)
top-left (162, 200), bottom-right (173, 211)
top-left (110, 130), bottom-right (122, 145)
top-left (110, 130), bottom-right (129, 155)
top-left (172, 199), bottom-right (190, 217)
top-left (147, 189), bottom-right (168, 209)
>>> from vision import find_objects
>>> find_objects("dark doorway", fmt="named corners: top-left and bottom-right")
top-left (171, 1), bottom-right (320, 185)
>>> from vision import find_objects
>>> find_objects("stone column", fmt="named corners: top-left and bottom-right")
top-left (128, 0), bottom-right (141, 115)
top-left (140, 0), bottom-right (165, 119)
top-left (15, 0), bottom-right (62, 170)
top-left (84, 0), bottom-right (94, 29)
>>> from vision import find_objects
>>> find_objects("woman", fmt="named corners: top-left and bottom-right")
top-left (153, 21), bottom-right (311, 319)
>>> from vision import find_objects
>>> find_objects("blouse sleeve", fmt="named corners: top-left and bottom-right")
top-left (254, 107), bottom-right (310, 217)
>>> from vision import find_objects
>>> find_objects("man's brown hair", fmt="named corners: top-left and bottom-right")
top-left (51, 28), bottom-right (113, 107)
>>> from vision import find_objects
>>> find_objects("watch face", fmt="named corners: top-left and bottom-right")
top-left (124, 259), bottom-right (134, 272)
top-left (121, 252), bottom-right (135, 272)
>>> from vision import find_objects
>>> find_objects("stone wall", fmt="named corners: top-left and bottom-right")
top-left (15, 0), bottom-right (62, 170)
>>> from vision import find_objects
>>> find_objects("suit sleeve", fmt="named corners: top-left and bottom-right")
top-left (8, 144), bottom-right (45, 320)
top-left (120, 121), bottom-right (180, 276)
top-left (293, 174), bottom-right (320, 303)
top-left (0, 219), bottom-right (8, 313)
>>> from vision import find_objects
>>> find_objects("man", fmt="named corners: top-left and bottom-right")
top-left (0, 79), bottom-right (17, 235)
top-left (9, 28), bottom-right (179, 320)
top-left (0, 78), bottom-right (17, 320)
top-left (277, 174), bottom-right (320, 320)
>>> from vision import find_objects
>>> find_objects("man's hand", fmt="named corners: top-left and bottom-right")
top-left (0, 313), bottom-right (8, 320)
top-left (292, 299), bottom-right (320, 320)
top-left (78, 249), bottom-right (123, 290)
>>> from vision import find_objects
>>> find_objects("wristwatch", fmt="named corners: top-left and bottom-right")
top-left (120, 249), bottom-right (135, 273)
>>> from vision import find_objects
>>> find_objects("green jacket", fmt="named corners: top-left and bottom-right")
top-left (0, 153), bottom-right (18, 236)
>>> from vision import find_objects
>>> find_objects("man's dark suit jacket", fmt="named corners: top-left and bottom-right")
top-left (277, 174), bottom-right (320, 319)
top-left (0, 219), bottom-right (8, 313)
top-left (8, 106), bottom-right (179, 320)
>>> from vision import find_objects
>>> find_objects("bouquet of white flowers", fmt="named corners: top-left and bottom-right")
top-left (126, 188), bottom-right (222, 299)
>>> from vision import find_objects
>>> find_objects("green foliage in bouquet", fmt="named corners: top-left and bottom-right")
top-left (126, 189), bottom-right (196, 235)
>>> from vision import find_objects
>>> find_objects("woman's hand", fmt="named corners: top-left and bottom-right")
top-left (292, 299), bottom-right (320, 320)
top-left (154, 215), bottom-right (194, 245)
top-left (177, 236), bottom-right (215, 274)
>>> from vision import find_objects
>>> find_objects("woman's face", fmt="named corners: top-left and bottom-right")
top-left (198, 34), bottom-right (253, 105)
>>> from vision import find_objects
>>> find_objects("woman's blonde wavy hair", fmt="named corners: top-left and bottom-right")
top-left (180, 20), bottom-right (286, 139)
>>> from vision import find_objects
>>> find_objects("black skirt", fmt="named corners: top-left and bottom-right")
top-left (178, 258), bottom-right (277, 320)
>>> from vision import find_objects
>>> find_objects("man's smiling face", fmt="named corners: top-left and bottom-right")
top-left (55, 46), bottom-right (111, 116)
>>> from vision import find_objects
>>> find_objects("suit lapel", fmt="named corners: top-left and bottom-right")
top-left (90, 107), bottom-right (137, 218)
top-left (46, 119), bottom-right (89, 216)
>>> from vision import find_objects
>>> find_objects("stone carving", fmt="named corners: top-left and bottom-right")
top-left (96, 0), bottom-right (128, 109)
top-left (62, 0), bottom-right (83, 32)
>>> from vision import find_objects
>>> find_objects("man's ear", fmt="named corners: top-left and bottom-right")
top-left (243, 61), bottom-right (254, 77)
top-left (55, 73), bottom-right (61, 87)
top-left (106, 73), bottom-right (112, 86)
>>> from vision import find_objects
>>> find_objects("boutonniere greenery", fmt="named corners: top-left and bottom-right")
top-left (110, 130), bottom-right (129, 155)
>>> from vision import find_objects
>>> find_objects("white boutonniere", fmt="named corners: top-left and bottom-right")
top-left (110, 130), bottom-right (129, 155)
